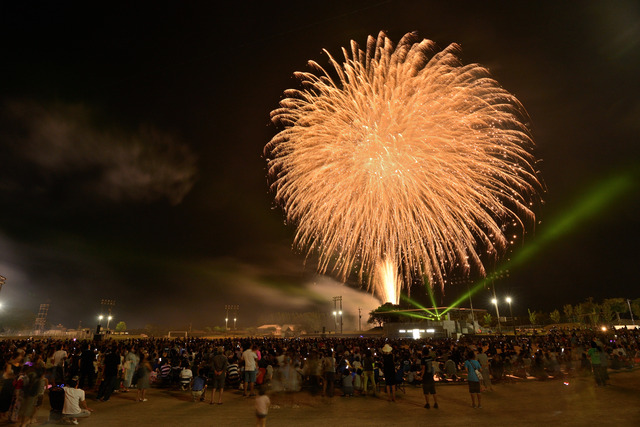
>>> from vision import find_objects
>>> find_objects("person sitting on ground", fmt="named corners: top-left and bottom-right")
top-left (62, 376), bottom-right (92, 425)
top-left (158, 359), bottom-right (172, 387)
top-left (225, 355), bottom-right (240, 390)
top-left (179, 361), bottom-right (193, 391)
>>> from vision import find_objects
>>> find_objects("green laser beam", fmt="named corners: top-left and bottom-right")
top-left (397, 311), bottom-right (436, 321)
top-left (441, 171), bottom-right (636, 316)
top-left (426, 281), bottom-right (441, 319)
top-left (400, 294), bottom-right (437, 316)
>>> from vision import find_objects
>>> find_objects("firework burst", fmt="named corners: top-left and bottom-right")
top-left (265, 31), bottom-right (542, 303)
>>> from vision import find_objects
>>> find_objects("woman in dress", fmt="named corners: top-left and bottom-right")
top-left (122, 347), bottom-right (139, 392)
top-left (8, 365), bottom-right (26, 423)
top-left (136, 353), bottom-right (152, 402)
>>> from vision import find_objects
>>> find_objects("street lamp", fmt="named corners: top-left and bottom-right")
top-left (107, 315), bottom-right (113, 330)
top-left (491, 298), bottom-right (502, 334)
top-left (233, 316), bottom-right (237, 330)
top-left (225, 317), bottom-right (228, 330)
top-left (506, 297), bottom-right (516, 336)
top-left (333, 311), bottom-right (337, 333)
top-left (338, 310), bottom-right (343, 334)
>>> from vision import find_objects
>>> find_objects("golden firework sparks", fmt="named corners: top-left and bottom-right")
top-left (265, 32), bottom-right (542, 303)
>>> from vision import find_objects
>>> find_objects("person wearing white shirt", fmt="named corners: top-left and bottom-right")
top-left (242, 345), bottom-right (259, 397)
top-left (62, 376), bottom-right (92, 424)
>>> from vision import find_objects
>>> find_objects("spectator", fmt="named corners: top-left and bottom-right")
top-left (362, 349), bottom-right (376, 396)
top-left (96, 346), bottom-right (120, 402)
top-left (341, 368), bottom-right (354, 397)
top-left (381, 344), bottom-right (396, 402)
top-left (210, 347), bottom-right (228, 404)
top-left (420, 348), bottom-right (438, 409)
top-left (136, 353), bottom-right (152, 403)
top-left (62, 376), bottom-right (92, 424)
top-left (464, 351), bottom-right (482, 409)
top-left (476, 347), bottom-right (493, 391)
top-left (179, 362), bottom-right (193, 391)
top-left (321, 350), bottom-right (336, 398)
top-left (78, 344), bottom-right (96, 390)
top-left (191, 369), bottom-right (207, 402)
top-left (242, 345), bottom-right (259, 397)
top-left (255, 387), bottom-right (270, 427)
top-left (122, 347), bottom-right (139, 392)
top-left (52, 345), bottom-right (67, 385)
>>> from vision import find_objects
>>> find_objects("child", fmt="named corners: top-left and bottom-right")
top-left (341, 368), bottom-right (354, 397)
top-left (255, 387), bottom-right (270, 427)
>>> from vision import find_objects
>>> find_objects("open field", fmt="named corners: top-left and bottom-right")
top-left (20, 368), bottom-right (640, 426)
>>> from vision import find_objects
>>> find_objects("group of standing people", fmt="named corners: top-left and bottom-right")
top-left (0, 328), bottom-right (634, 424)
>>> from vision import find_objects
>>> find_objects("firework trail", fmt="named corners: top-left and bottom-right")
top-left (265, 31), bottom-right (542, 303)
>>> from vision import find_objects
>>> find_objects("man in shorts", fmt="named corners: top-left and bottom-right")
top-left (211, 347), bottom-right (229, 404)
top-left (420, 347), bottom-right (438, 409)
top-left (242, 344), bottom-right (259, 397)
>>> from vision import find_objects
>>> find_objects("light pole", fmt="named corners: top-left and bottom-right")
top-left (107, 315), bottom-right (113, 331)
top-left (491, 298), bottom-right (502, 334)
top-left (224, 305), bottom-right (239, 331)
top-left (97, 315), bottom-right (104, 334)
top-left (333, 311), bottom-right (337, 333)
top-left (506, 297), bottom-right (516, 336)
top-left (332, 296), bottom-right (342, 334)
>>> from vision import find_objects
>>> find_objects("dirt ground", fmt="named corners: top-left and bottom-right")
top-left (22, 368), bottom-right (640, 426)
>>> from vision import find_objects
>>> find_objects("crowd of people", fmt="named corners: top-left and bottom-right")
top-left (0, 326), bottom-right (638, 424)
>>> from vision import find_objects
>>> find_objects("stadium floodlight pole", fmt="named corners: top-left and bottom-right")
top-left (332, 296), bottom-right (342, 334)
top-left (225, 305), bottom-right (239, 331)
top-left (506, 297), bottom-right (516, 336)
top-left (491, 296), bottom-right (502, 334)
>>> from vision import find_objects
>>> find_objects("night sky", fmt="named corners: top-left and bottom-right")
top-left (0, 1), bottom-right (638, 330)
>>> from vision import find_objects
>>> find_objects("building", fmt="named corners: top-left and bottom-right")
top-left (374, 307), bottom-right (487, 338)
